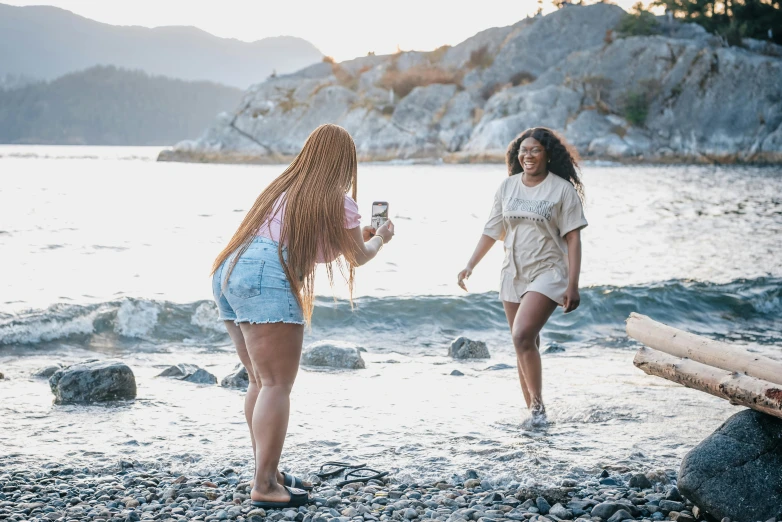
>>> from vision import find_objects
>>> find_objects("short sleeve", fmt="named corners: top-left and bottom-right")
top-left (344, 195), bottom-right (361, 229)
top-left (482, 181), bottom-right (506, 241)
top-left (559, 185), bottom-right (588, 237)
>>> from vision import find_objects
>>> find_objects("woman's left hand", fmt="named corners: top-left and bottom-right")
top-left (362, 226), bottom-right (376, 241)
top-left (562, 286), bottom-right (580, 313)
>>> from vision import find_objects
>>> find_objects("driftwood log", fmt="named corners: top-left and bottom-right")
top-left (627, 312), bottom-right (782, 386)
top-left (633, 347), bottom-right (782, 419)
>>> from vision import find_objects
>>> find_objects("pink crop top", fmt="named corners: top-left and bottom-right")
top-left (256, 193), bottom-right (361, 263)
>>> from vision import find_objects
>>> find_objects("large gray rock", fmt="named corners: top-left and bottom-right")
top-left (301, 341), bottom-right (366, 369)
top-left (49, 360), bottom-right (137, 404)
top-left (158, 364), bottom-right (217, 384)
top-left (221, 364), bottom-right (250, 390)
top-left (678, 409), bottom-right (782, 522)
top-left (448, 337), bottom-right (490, 359)
top-left (160, 5), bottom-right (782, 165)
top-left (482, 4), bottom-right (626, 86)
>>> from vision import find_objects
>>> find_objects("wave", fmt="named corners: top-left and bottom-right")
top-left (1, 277), bottom-right (780, 350)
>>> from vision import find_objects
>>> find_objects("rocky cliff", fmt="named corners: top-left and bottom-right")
top-left (159, 4), bottom-right (782, 164)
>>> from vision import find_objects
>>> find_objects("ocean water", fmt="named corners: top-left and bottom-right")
top-left (1, 145), bottom-right (780, 485)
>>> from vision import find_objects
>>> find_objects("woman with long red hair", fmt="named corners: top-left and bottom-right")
top-left (212, 124), bottom-right (394, 509)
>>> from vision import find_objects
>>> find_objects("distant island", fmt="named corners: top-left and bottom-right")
top-left (160, 4), bottom-right (782, 165)
top-left (0, 2), bottom-right (323, 89)
top-left (0, 66), bottom-right (243, 146)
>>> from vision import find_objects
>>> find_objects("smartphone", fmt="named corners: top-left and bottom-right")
top-left (371, 201), bottom-right (389, 230)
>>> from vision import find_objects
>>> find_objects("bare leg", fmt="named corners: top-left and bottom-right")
top-left (508, 292), bottom-right (558, 410)
top-left (240, 322), bottom-right (304, 503)
top-left (224, 321), bottom-right (295, 488)
top-left (224, 321), bottom-right (259, 463)
top-left (503, 302), bottom-right (532, 408)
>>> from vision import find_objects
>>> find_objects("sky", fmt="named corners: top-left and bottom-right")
top-left (6, 0), bottom-right (637, 61)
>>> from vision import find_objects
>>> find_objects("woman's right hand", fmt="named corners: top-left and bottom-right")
top-left (457, 268), bottom-right (472, 291)
top-left (377, 220), bottom-right (394, 244)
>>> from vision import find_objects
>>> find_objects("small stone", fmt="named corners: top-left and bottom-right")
top-left (483, 364), bottom-right (514, 371)
top-left (590, 503), bottom-right (619, 520)
top-left (451, 370), bottom-right (465, 376)
top-left (448, 337), bottom-right (490, 359)
top-left (404, 508), bottom-right (418, 519)
top-left (464, 479), bottom-right (481, 489)
top-left (301, 341), bottom-right (366, 369)
top-left (50, 360), bottom-right (137, 403)
top-left (628, 474), bottom-right (652, 489)
top-left (665, 487), bottom-right (682, 502)
top-left (158, 364), bottom-right (217, 384)
top-left (561, 480), bottom-right (577, 488)
top-left (658, 501), bottom-right (685, 513)
top-left (343, 508), bottom-right (359, 517)
top-left (543, 343), bottom-right (565, 354)
top-left (548, 504), bottom-right (571, 519)
top-left (535, 497), bottom-right (550, 515)
top-left (606, 510), bottom-right (634, 522)
top-left (220, 364), bottom-right (250, 389)
top-left (33, 364), bottom-right (63, 378)
top-left (327, 496), bottom-right (342, 507)
top-left (671, 513), bottom-right (695, 522)
top-left (599, 470), bottom-right (609, 478)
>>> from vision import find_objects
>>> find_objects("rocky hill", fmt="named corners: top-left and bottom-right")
top-left (159, 4), bottom-right (782, 164)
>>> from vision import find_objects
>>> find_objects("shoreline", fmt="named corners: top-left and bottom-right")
top-left (156, 149), bottom-right (782, 167)
top-left (0, 461), bottom-right (698, 522)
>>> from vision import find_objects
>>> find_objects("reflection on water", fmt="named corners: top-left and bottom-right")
top-left (0, 345), bottom-right (738, 485)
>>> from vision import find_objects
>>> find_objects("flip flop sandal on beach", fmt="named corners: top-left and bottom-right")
top-left (335, 467), bottom-right (389, 487)
top-left (316, 461), bottom-right (367, 479)
top-left (250, 486), bottom-right (309, 509)
top-left (282, 471), bottom-right (313, 491)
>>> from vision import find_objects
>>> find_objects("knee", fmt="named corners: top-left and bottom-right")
top-left (511, 326), bottom-right (538, 352)
top-left (258, 380), bottom-right (294, 395)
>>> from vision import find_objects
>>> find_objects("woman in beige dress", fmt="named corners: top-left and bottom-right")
top-left (457, 127), bottom-right (587, 425)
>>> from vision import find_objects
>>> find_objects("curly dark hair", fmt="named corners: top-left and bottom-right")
top-left (506, 127), bottom-right (585, 203)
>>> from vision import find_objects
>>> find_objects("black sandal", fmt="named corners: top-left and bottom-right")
top-left (335, 467), bottom-right (389, 487)
top-left (282, 471), bottom-right (313, 491)
top-left (316, 461), bottom-right (367, 479)
top-left (251, 486), bottom-right (309, 509)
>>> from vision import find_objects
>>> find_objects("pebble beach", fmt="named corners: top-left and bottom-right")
top-left (1, 462), bottom-right (706, 522)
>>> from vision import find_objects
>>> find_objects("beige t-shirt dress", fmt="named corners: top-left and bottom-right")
top-left (483, 173), bottom-right (587, 305)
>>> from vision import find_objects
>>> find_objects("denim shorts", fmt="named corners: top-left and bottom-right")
top-left (212, 237), bottom-right (305, 325)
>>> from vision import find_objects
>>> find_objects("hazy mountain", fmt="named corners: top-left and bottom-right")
top-left (0, 3), bottom-right (323, 89)
top-left (0, 65), bottom-right (244, 145)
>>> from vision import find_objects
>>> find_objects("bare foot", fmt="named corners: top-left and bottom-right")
top-left (527, 403), bottom-right (548, 427)
top-left (249, 471), bottom-right (310, 489)
top-left (250, 482), bottom-right (292, 503)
